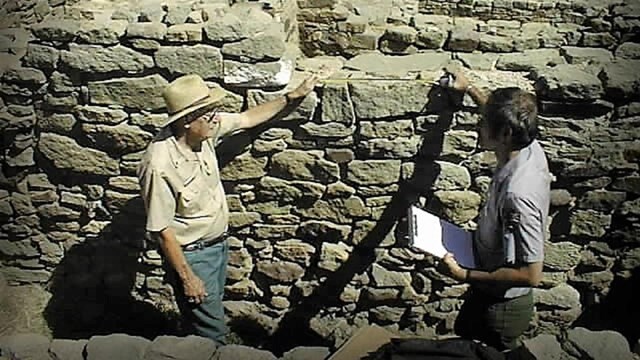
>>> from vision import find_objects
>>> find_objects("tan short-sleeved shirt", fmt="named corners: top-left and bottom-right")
top-left (137, 114), bottom-right (238, 246)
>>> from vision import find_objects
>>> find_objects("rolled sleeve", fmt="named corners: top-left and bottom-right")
top-left (215, 112), bottom-right (243, 141)
top-left (502, 193), bottom-right (545, 264)
top-left (139, 168), bottom-right (176, 233)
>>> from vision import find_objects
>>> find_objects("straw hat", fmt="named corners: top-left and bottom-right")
top-left (163, 74), bottom-right (226, 125)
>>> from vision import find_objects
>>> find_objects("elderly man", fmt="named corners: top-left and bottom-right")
top-left (438, 70), bottom-right (551, 351)
top-left (138, 74), bottom-right (317, 344)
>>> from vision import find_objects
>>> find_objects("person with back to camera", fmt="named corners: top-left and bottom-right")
top-left (436, 68), bottom-right (551, 351)
top-left (137, 73), bottom-right (317, 345)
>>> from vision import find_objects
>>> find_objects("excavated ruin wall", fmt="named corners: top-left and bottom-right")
top-left (0, 0), bottom-right (639, 353)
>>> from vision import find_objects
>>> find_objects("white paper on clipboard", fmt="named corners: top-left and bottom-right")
top-left (408, 205), bottom-right (476, 269)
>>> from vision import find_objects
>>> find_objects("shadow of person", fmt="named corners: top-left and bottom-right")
top-left (263, 85), bottom-right (465, 355)
top-left (44, 196), bottom-right (178, 339)
top-left (571, 265), bottom-right (640, 347)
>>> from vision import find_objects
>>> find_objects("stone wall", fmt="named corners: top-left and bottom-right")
top-left (297, 0), bottom-right (640, 57)
top-left (1, 328), bottom-right (637, 360)
top-left (0, 0), bottom-right (639, 354)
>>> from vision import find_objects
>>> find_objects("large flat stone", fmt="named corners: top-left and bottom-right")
top-left (50, 339), bottom-right (88, 360)
top-left (143, 335), bottom-right (217, 360)
top-left (31, 20), bottom-right (80, 41)
top-left (81, 122), bottom-right (153, 156)
top-left (349, 80), bottom-right (432, 118)
top-left (321, 83), bottom-right (356, 124)
top-left (567, 328), bottom-right (633, 360)
top-left (86, 334), bottom-right (150, 360)
top-left (561, 46), bottom-right (614, 65)
top-left (0, 333), bottom-right (51, 360)
top-left (347, 160), bottom-right (401, 186)
top-left (23, 44), bottom-right (59, 70)
top-left (154, 45), bottom-right (223, 79)
top-left (615, 42), bottom-right (640, 59)
top-left (223, 58), bottom-right (293, 87)
top-left (533, 64), bottom-right (604, 101)
top-left (77, 20), bottom-right (128, 45)
top-left (496, 49), bottom-right (565, 71)
top-left (600, 60), bottom-right (640, 100)
top-left (38, 133), bottom-right (119, 175)
top-left (344, 52), bottom-right (449, 75)
top-left (61, 44), bottom-right (153, 74)
top-left (523, 334), bottom-right (567, 360)
top-left (221, 26), bottom-right (285, 63)
top-left (88, 74), bottom-right (168, 111)
top-left (203, 8), bottom-right (271, 42)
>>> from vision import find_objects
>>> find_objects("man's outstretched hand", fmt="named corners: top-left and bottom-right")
top-left (445, 67), bottom-right (470, 92)
top-left (287, 74), bottom-right (319, 100)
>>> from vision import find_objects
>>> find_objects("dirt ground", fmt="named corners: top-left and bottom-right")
top-left (0, 277), bottom-right (52, 338)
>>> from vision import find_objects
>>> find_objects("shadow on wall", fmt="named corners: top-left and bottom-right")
top-left (44, 196), bottom-right (179, 339)
top-left (572, 266), bottom-right (640, 347)
top-left (262, 86), bottom-right (466, 354)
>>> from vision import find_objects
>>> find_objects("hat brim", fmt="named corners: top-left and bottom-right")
top-left (164, 88), bottom-right (227, 126)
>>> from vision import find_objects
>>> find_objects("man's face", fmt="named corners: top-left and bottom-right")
top-left (186, 109), bottom-right (220, 141)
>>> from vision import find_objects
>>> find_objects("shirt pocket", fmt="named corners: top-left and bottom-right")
top-left (176, 167), bottom-right (203, 217)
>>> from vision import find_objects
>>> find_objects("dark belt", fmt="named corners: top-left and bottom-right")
top-left (182, 232), bottom-right (227, 252)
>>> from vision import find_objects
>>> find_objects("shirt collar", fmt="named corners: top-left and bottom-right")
top-left (492, 140), bottom-right (538, 186)
top-left (167, 135), bottom-right (192, 168)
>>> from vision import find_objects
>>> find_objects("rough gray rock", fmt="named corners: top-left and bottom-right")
top-left (221, 27), bottom-right (286, 63)
top-left (81, 122), bottom-right (152, 155)
top-left (155, 45), bottom-right (223, 79)
top-left (600, 60), bottom-right (640, 99)
top-left (38, 133), bottom-right (119, 175)
top-left (280, 346), bottom-right (330, 360)
top-left (0, 333), bottom-right (50, 360)
top-left (88, 75), bottom-right (168, 111)
top-left (61, 44), bottom-right (153, 74)
top-left (349, 79), bottom-right (431, 118)
top-left (344, 52), bottom-right (449, 75)
top-left (143, 335), bottom-right (217, 360)
top-left (203, 9), bottom-right (271, 42)
top-left (544, 242), bottom-right (582, 271)
top-left (523, 334), bottom-right (573, 360)
top-left (223, 58), bottom-right (293, 87)
top-left (213, 345), bottom-right (276, 360)
top-left (566, 327), bottom-right (633, 360)
top-left (50, 339), bottom-right (88, 360)
top-left (86, 334), bottom-right (151, 360)
top-left (77, 20), bottom-right (128, 44)
top-left (496, 49), bottom-right (565, 71)
top-left (533, 64), bottom-right (604, 101)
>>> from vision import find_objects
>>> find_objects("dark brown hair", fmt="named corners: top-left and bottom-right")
top-left (485, 87), bottom-right (538, 150)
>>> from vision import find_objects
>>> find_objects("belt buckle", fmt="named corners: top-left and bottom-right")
top-left (184, 240), bottom-right (202, 252)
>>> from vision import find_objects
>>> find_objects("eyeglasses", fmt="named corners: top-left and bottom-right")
top-left (205, 110), bottom-right (219, 124)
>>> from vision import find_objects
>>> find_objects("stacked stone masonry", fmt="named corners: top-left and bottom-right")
top-left (0, 0), bottom-right (639, 354)
top-left (0, 329), bottom-right (637, 360)
top-left (298, 0), bottom-right (640, 57)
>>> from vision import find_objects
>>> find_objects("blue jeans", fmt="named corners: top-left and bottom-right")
top-left (171, 240), bottom-right (229, 344)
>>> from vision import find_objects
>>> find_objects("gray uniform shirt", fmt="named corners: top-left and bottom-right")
top-left (474, 140), bottom-right (551, 298)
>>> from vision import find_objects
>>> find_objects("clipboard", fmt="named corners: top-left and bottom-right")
top-left (408, 205), bottom-right (476, 269)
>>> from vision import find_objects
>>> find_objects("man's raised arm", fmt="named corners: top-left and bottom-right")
top-left (447, 68), bottom-right (488, 108)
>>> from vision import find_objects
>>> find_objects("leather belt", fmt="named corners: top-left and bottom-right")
top-left (182, 232), bottom-right (227, 252)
